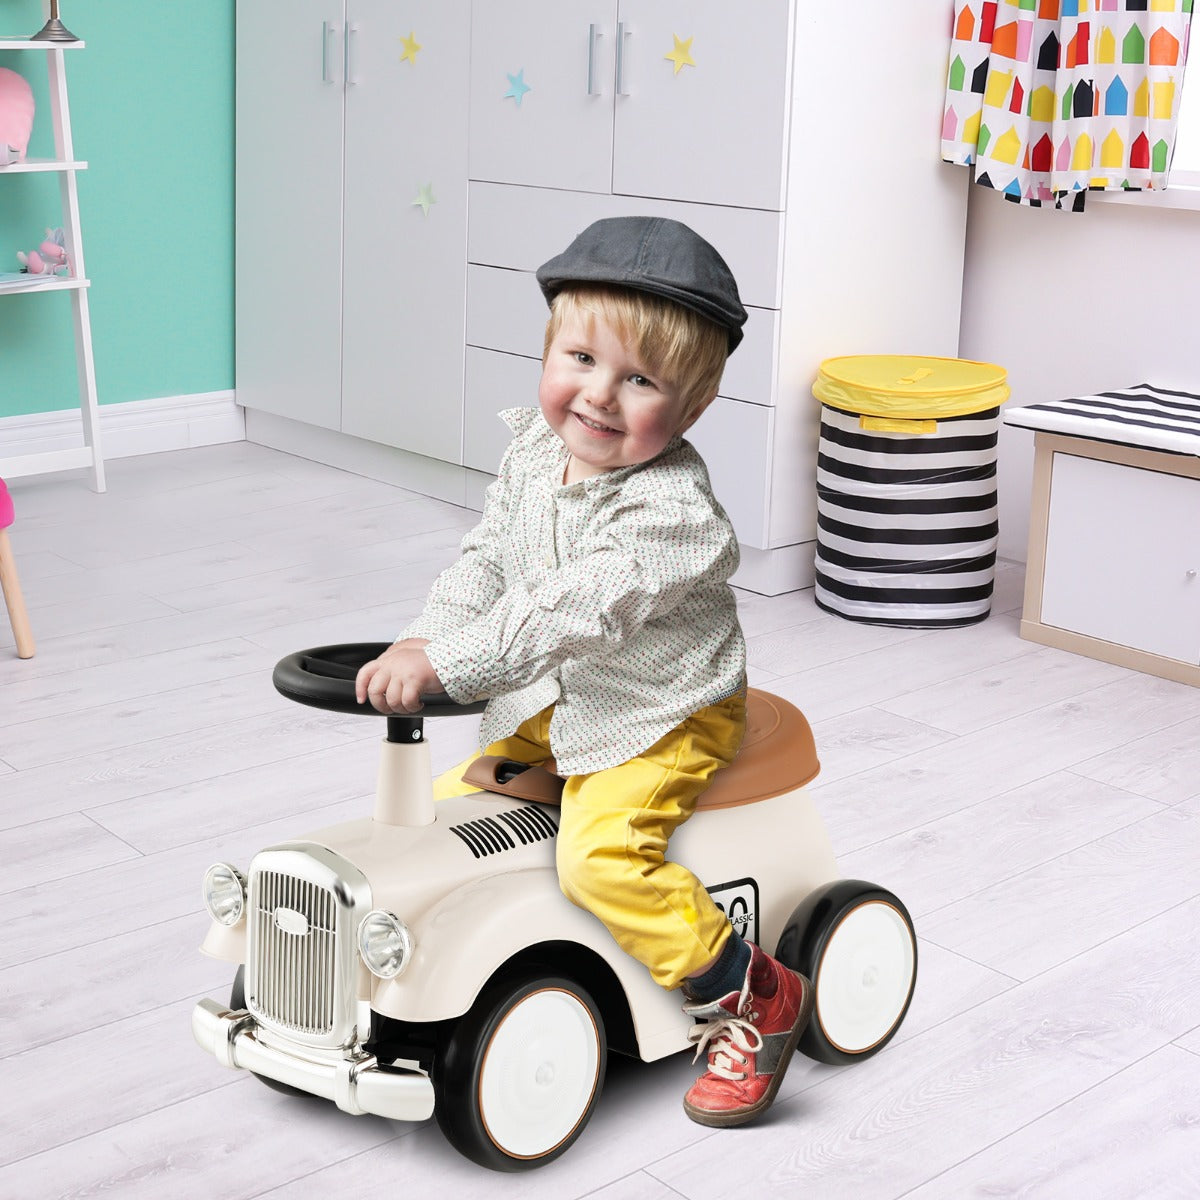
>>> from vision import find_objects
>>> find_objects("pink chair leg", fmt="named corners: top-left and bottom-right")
top-left (0, 528), bottom-right (35, 659)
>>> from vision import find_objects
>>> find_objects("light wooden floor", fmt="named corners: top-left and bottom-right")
top-left (2, 441), bottom-right (1198, 1200)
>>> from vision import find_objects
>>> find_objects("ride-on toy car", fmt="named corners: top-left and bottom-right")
top-left (192, 644), bottom-right (917, 1171)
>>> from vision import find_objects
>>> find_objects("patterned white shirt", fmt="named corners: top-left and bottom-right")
top-left (399, 407), bottom-right (746, 774)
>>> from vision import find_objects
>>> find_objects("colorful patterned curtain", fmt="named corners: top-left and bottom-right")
top-left (942, 1), bottom-right (1194, 210)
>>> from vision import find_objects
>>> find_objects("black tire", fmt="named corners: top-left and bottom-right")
top-left (776, 880), bottom-right (917, 1066)
top-left (231, 966), bottom-right (313, 1099)
top-left (433, 972), bottom-right (607, 1171)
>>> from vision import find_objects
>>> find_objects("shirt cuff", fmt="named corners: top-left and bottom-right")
top-left (423, 634), bottom-right (490, 706)
top-left (397, 615), bottom-right (454, 644)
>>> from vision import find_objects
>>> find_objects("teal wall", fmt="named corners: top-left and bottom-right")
top-left (0, 1), bottom-right (233, 418)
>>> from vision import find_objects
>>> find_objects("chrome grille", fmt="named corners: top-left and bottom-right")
top-left (245, 844), bottom-right (370, 1049)
top-left (251, 870), bottom-right (338, 1035)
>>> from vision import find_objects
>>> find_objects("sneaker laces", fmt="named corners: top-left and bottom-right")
top-left (687, 979), bottom-right (763, 1083)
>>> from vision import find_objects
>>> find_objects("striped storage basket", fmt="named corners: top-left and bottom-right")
top-left (812, 355), bottom-right (1010, 628)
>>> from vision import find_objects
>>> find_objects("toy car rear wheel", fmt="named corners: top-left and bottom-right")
top-left (434, 972), bottom-right (606, 1171)
top-left (776, 880), bottom-right (917, 1066)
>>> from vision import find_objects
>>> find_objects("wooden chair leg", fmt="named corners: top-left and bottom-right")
top-left (0, 527), bottom-right (35, 659)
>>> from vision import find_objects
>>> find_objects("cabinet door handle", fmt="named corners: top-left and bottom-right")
top-left (345, 23), bottom-right (358, 85)
top-left (321, 20), bottom-right (337, 84)
top-left (587, 23), bottom-right (602, 95)
top-left (615, 22), bottom-right (630, 96)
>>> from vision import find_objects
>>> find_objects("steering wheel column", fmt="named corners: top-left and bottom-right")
top-left (373, 715), bottom-right (442, 828)
top-left (271, 643), bottom-right (487, 829)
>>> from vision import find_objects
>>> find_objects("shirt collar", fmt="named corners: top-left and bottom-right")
top-left (555, 434), bottom-right (685, 494)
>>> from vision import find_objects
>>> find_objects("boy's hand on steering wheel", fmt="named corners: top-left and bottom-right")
top-left (355, 638), bottom-right (443, 714)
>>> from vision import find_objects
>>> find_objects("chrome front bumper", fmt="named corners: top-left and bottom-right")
top-left (191, 998), bottom-right (435, 1122)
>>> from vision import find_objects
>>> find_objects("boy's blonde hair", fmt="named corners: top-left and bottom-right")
top-left (543, 284), bottom-right (728, 418)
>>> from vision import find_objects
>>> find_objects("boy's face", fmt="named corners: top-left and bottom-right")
top-left (539, 310), bottom-right (710, 482)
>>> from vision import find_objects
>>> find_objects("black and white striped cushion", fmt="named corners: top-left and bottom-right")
top-left (1003, 384), bottom-right (1200, 456)
top-left (815, 404), bottom-right (1000, 628)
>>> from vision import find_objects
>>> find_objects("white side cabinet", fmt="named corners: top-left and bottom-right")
top-left (1021, 435), bottom-right (1200, 686)
top-left (462, 0), bottom-right (968, 587)
top-left (236, 0), bottom-right (469, 462)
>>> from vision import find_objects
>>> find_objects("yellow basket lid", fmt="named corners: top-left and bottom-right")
top-left (813, 354), bottom-right (1009, 420)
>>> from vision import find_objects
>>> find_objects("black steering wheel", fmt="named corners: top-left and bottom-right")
top-left (272, 643), bottom-right (488, 720)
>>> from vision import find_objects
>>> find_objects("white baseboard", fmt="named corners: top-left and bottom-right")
top-left (245, 408), bottom-right (494, 511)
top-left (0, 391), bottom-right (245, 464)
top-left (732, 541), bottom-right (816, 596)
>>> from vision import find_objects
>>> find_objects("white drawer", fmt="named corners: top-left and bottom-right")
top-left (467, 182), bottom-right (784, 310)
top-left (463, 347), bottom-right (544, 475)
top-left (466, 264), bottom-right (778, 407)
top-left (466, 265), bottom-right (549, 363)
top-left (685, 397), bottom-right (773, 549)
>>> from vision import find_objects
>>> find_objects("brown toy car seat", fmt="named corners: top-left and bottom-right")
top-left (462, 688), bottom-right (820, 808)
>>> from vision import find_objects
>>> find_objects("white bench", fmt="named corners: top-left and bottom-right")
top-left (1005, 384), bottom-right (1200, 687)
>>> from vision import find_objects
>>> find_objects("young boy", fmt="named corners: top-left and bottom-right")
top-left (355, 216), bottom-right (813, 1127)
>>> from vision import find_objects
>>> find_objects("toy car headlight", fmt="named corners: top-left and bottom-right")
top-left (358, 910), bottom-right (413, 979)
top-left (203, 862), bottom-right (247, 927)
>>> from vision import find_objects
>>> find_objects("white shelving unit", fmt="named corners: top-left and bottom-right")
top-left (0, 35), bottom-right (104, 490)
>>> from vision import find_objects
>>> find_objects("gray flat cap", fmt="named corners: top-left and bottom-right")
top-left (536, 216), bottom-right (748, 353)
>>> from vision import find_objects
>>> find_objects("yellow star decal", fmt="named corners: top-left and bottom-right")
top-left (399, 31), bottom-right (422, 65)
top-left (665, 34), bottom-right (695, 75)
top-left (413, 182), bottom-right (435, 217)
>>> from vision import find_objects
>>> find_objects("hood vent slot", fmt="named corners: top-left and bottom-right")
top-left (450, 805), bottom-right (558, 859)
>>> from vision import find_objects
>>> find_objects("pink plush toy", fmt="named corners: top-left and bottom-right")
top-left (18, 227), bottom-right (71, 277)
top-left (0, 67), bottom-right (35, 165)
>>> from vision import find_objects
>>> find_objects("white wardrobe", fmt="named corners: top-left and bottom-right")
top-left (237, 0), bottom-right (968, 593)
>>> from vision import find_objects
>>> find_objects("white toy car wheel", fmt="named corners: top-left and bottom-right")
top-left (434, 972), bottom-right (607, 1171)
top-left (777, 880), bottom-right (917, 1065)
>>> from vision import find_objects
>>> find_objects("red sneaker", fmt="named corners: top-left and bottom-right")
top-left (682, 942), bottom-right (814, 1127)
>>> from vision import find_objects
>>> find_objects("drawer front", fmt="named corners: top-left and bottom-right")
top-left (466, 265), bottom-right (549, 365)
top-left (683, 397), bottom-right (773, 549)
top-left (467, 265), bottom-right (778, 408)
top-left (463, 347), bottom-right (544, 475)
top-left (467, 182), bottom-right (784, 310)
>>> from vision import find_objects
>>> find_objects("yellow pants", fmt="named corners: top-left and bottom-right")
top-left (433, 693), bottom-right (747, 990)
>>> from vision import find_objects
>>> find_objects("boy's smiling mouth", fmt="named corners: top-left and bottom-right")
top-left (573, 412), bottom-right (621, 435)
